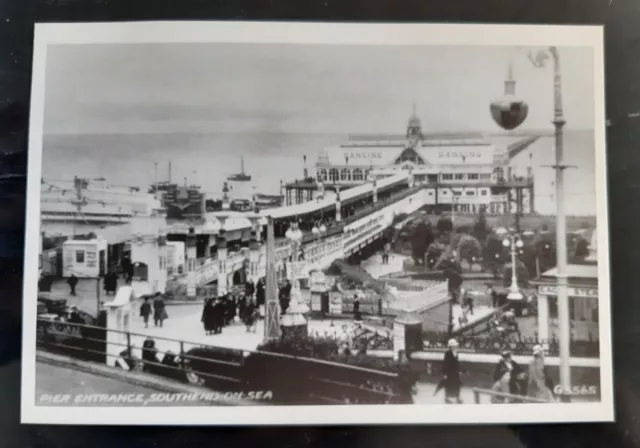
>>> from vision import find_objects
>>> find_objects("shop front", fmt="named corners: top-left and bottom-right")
top-left (531, 264), bottom-right (599, 343)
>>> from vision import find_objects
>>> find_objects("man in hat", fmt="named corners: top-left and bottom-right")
top-left (439, 338), bottom-right (462, 404)
top-left (527, 344), bottom-right (554, 401)
top-left (491, 350), bottom-right (524, 403)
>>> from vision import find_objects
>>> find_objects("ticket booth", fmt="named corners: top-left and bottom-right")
top-left (62, 238), bottom-right (108, 278)
top-left (531, 264), bottom-right (600, 343)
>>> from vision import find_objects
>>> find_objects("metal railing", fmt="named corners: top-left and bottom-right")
top-left (421, 330), bottom-right (600, 358)
top-left (36, 317), bottom-right (411, 405)
top-left (472, 387), bottom-right (552, 404)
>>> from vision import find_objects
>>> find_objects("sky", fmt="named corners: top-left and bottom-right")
top-left (42, 43), bottom-right (595, 135)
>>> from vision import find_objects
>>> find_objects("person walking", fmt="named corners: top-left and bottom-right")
top-left (527, 345), bottom-right (554, 402)
top-left (152, 293), bottom-right (167, 328)
top-left (491, 350), bottom-right (524, 403)
top-left (243, 300), bottom-right (258, 333)
top-left (201, 298), bottom-right (215, 335)
top-left (382, 242), bottom-right (390, 265)
top-left (67, 274), bottom-right (78, 296)
top-left (353, 295), bottom-right (362, 322)
top-left (140, 296), bottom-right (152, 329)
top-left (104, 270), bottom-right (118, 296)
top-left (441, 339), bottom-right (462, 404)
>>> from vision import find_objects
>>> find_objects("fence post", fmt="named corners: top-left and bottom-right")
top-left (473, 389), bottom-right (480, 404)
top-left (179, 341), bottom-right (185, 369)
top-left (126, 332), bottom-right (131, 359)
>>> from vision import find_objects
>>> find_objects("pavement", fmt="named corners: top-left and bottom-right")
top-left (126, 305), bottom-right (353, 359)
top-left (361, 253), bottom-right (407, 279)
top-left (49, 277), bottom-right (119, 316)
top-left (36, 361), bottom-right (161, 404)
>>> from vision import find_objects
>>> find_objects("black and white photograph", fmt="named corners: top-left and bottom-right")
top-left (21, 22), bottom-right (611, 425)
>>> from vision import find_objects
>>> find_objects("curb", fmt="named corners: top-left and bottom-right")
top-left (36, 350), bottom-right (247, 406)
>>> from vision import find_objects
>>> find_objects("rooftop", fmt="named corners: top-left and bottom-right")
top-left (541, 264), bottom-right (599, 280)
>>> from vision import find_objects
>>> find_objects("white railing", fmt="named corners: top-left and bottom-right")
top-left (169, 190), bottom-right (420, 288)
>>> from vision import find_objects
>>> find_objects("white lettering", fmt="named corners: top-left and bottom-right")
top-left (438, 151), bottom-right (483, 159)
top-left (345, 151), bottom-right (383, 160)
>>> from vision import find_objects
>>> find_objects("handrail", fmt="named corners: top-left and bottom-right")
top-left (36, 318), bottom-right (400, 378)
top-left (471, 387), bottom-right (553, 404)
top-left (36, 317), bottom-right (406, 404)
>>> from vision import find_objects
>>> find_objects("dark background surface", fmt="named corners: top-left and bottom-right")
top-left (1, 0), bottom-right (640, 446)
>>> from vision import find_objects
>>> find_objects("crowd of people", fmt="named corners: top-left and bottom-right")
top-left (198, 277), bottom-right (297, 335)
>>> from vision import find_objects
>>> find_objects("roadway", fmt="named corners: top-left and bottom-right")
top-left (35, 362), bottom-right (208, 407)
top-left (35, 360), bottom-right (481, 406)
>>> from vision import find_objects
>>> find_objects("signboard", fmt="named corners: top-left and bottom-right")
top-left (329, 292), bottom-right (342, 315)
top-left (435, 147), bottom-right (493, 165)
top-left (538, 285), bottom-right (598, 299)
top-left (310, 292), bottom-right (322, 312)
top-left (86, 251), bottom-right (97, 269)
top-left (310, 270), bottom-right (326, 287)
top-left (343, 151), bottom-right (384, 161)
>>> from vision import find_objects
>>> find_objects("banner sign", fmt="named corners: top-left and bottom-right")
top-left (538, 285), bottom-right (598, 299)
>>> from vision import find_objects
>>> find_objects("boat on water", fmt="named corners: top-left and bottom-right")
top-left (227, 156), bottom-right (251, 182)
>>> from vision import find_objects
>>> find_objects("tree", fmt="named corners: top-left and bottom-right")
top-left (484, 235), bottom-right (507, 267)
top-left (574, 236), bottom-right (590, 258)
top-left (535, 237), bottom-right (556, 272)
top-left (410, 220), bottom-right (434, 265)
top-left (517, 242), bottom-right (539, 278)
top-left (457, 234), bottom-right (483, 264)
top-left (436, 216), bottom-right (454, 236)
top-left (473, 206), bottom-right (489, 242)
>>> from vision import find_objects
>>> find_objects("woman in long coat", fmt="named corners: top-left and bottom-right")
top-left (527, 345), bottom-right (554, 402)
top-left (201, 298), bottom-right (216, 335)
top-left (441, 339), bottom-right (462, 404)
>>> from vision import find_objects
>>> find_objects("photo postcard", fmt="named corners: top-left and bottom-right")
top-left (21, 21), bottom-right (612, 425)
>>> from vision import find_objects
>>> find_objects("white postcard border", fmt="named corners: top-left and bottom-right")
top-left (21, 21), bottom-right (613, 425)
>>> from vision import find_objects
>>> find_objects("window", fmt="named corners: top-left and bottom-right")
top-left (442, 173), bottom-right (453, 181)
top-left (481, 189), bottom-right (488, 196)
top-left (75, 250), bottom-right (85, 264)
top-left (353, 168), bottom-right (364, 181)
top-left (340, 169), bottom-right (351, 181)
top-left (465, 191), bottom-right (475, 196)
top-left (493, 167), bottom-right (505, 181)
top-left (468, 173), bottom-right (479, 180)
top-left (318, 170), bottom-right (327, 181)
top-left (480, 173), bottom-right (492, 180)
top-left (455, 173), bottom-right (464, 180)
top-left (329, 169), bottom-right (339, 182)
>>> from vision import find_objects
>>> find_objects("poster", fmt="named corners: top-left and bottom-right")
top-left (329, 292), bottom-right (342, 315)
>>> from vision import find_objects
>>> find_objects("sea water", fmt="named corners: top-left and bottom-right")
top-left (42, 129), bottom-right (598, 216)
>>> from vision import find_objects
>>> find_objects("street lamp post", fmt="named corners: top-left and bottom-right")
top-left (502, 234), bottom-right (524, 301)
top-left (548, 46), bottom-right (572, 397)
top-left (282, 222), bottom-right (309, 337)
top-left (492, 46), bottom-right (572, 394)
